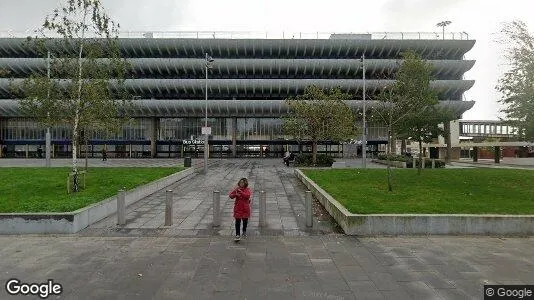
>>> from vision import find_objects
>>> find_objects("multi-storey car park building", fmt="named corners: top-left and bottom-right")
top-left (0, 31), bottom-right (475, 159)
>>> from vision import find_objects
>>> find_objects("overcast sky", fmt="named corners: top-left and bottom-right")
top-left (1, 0), bottom-right (533, 120)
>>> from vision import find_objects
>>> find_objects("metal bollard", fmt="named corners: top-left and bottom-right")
top-left (165, 190), bottom-right (173, 226)
top-left (117, 189), bottom-right (126, 225)
top-left (212, 190), bottom-right (220, 227)
top-left (259, 190), bottom-right (266, 227)
top-left (305, 191), bottom-right (313, 227)
top-left (431, 159), bottom-right (435, 169)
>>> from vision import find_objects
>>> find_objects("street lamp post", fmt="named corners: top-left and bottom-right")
top-left (361, 54), bottom-right (367, 168)
top-left (436, 21), bottom-right (452, 40)
top-left (204, 53), bottom-right (214, 175)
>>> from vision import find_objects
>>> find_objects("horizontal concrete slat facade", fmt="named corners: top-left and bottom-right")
top-left (0, 34), bottom-right (476, 151)
top-left (0, 78), bottom-right (474, 100)
top-left (0, 99), bottom-right (474, 118)
top-left (0, 58), bottom-right (475, 79)
top-left (0, 38), bottom-right (475, 60)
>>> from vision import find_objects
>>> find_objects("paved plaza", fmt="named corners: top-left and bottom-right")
top-left (1, 235), bottom-right (533, 299)
top-left (451, 158), bottom-right (534, 169)
top-left (1, 158), bottom-right (533, 299)
top-left (84, 158), bottom-right (344, 236)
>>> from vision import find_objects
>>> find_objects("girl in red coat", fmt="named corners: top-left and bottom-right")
top-left (229, 178), bottom-right (252, 241)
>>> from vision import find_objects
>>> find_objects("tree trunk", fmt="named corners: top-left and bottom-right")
top-left (312, 140), bottom-right (317, 166)
top-left (72, 119), bottom-right (79, 192)
top-left (85, 129), bottom-right (88, 171)
top-left (386, 127), bottom-right (392, 191)
top-left (72, 7), bottom-right (88, 193)
top-left (418, 140), bottom-right (423, 175)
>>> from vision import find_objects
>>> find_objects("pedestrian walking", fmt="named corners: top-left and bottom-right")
top-left (229, 178), bottom-right (252, 242)
top-left (283, 150), bottom-right (291, 166)
top-left (102, 147), bottom-right (107, 161)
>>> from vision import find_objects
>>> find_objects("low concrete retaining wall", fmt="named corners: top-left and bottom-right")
top-left (0, 167), bottom-right (195, 234)
top-left (372, 159), bottom-right (406, 168)
top-left (295, 169), bottom-right (534, 236)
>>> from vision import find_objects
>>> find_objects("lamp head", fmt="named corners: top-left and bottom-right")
top-left (205, 53), bottom-right (214, 63)
top-left (436, 20), bottom-right (452, 27)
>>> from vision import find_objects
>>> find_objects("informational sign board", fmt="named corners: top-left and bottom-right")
top-left (201, 126), bottom-right (212, 135)
top-left (183, 139), bottom-right (205, 145)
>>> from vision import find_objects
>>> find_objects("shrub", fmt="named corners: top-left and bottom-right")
top-left (406, 158), bottom-right (445, 168)
top-left (295, 153), bottom-right (335, 167)
top-left (377, 154), bottom-right (407, 162)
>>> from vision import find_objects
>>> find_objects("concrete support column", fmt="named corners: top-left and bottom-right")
top-left (473, 147), bottom-right (478, 162)
top-left (444, 121), bottom-right (452, 164)
top-left (150, 117), bottom-right (159, 158)
top-left (231, 117), bottom-right (237, 158)
top-left (389, 132), bottom-right (396, 154)
top-left (494, 146), bottom-right (501, 164)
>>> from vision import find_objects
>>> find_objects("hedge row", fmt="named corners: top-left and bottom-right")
top-left (377, 153), bottom-right (445, 168)
top-left (295, 153), bottom-right (335, 167)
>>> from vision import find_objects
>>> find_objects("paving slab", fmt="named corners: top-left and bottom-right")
top-left (0, 235), bottom-right (533, 299)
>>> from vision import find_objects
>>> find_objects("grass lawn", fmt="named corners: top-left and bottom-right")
top-left (302, 168), bottom-right (534, 214)
top-left (0, 167), bottom-right (183, 213)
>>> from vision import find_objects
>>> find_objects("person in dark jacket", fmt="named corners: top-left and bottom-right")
top-left (229, 178), bottom-right (252, 241)
top-left (283, 150), bottom-right (291, 166)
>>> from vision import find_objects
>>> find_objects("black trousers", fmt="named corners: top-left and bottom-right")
top-left (235, 218), bottom-right (248, 236)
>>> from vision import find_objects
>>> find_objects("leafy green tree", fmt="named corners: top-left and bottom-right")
top-left (388, 51), bottom-right (442, 173)
top-left (11, 0), bottom-right (130, 192)
top-left (393, 52), bottom-right (458, 173)
top-left (399, 107), bottom-right (455, 172)
top-left (0, 69), bottom-right (10, 77)
top-left (496, 20), bottom-right (534, 141)
top-left (374, 50), bottom-right (448, 182)
top-left (283, 86), bottom-right (357, 165)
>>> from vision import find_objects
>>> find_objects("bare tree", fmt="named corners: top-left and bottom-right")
top-left (13, 0), bottom-right (130, 192)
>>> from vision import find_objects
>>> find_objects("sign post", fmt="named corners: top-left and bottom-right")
top-left (202, 127), bottom-right (211, 174)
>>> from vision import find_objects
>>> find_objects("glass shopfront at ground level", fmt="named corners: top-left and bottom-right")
top-left (0, 117), bottom-right (388, 158)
